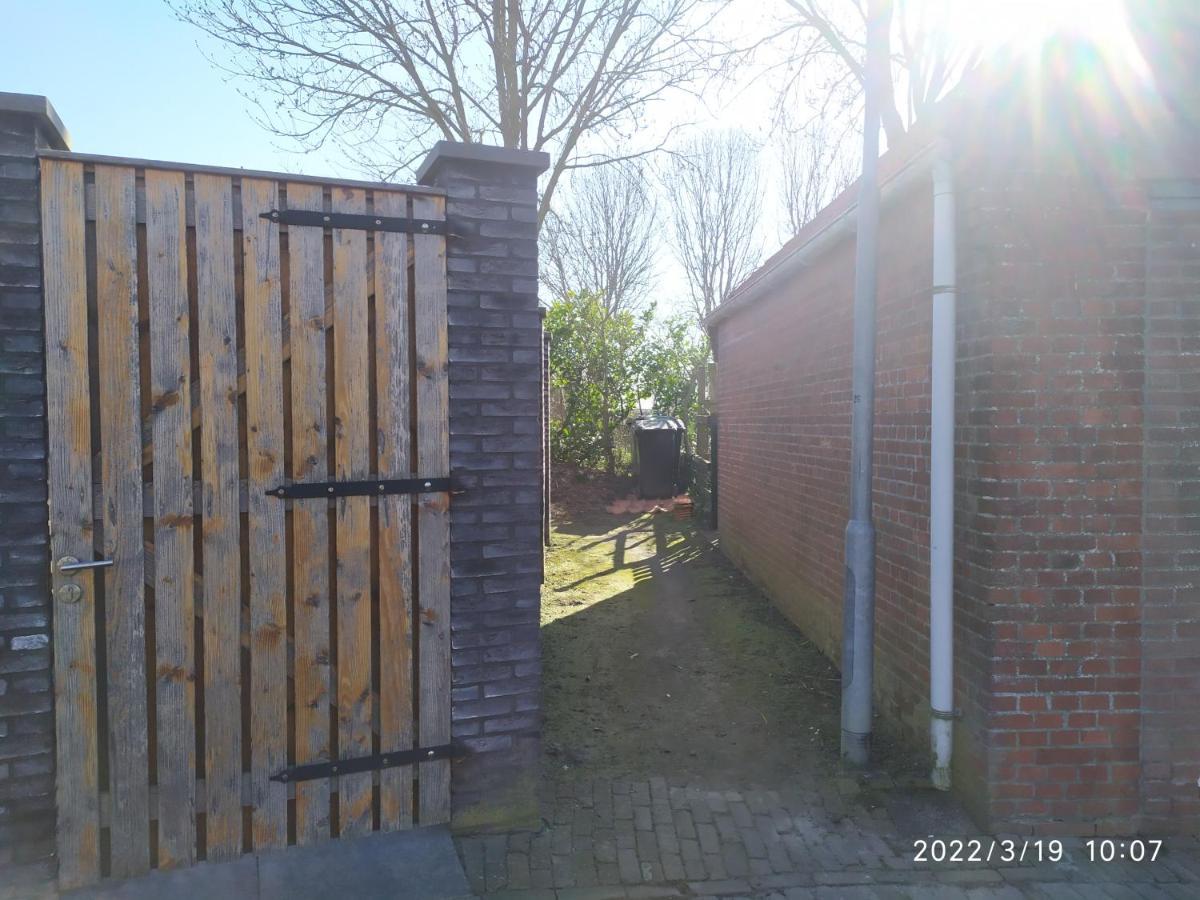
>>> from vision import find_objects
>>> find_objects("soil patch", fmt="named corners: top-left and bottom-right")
top-left (541, 508), bottom-right (922, 788)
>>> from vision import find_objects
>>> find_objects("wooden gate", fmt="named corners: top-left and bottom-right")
top-left (40, 154), bottom-right (451, 889)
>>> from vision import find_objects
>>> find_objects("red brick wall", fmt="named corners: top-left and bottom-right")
top-left (712, 157), bottom-right (1199, 834)
top-left (1140, 183), bottom-right (1200, 829)
top-left (713, 180), bottom-right (941, 759)
top-left (957, 167), bottom-right (1150, 834)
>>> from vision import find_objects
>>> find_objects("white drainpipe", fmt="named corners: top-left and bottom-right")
top-left (930, 150), bottom-right (957, 791)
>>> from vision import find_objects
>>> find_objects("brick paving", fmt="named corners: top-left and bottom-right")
top-left (456, 774), bottom-right (1200, 899)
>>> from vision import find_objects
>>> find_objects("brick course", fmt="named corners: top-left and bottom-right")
top-left (418, 142), bottom-right (549, 828)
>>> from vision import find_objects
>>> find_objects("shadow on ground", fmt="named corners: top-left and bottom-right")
top-left (541, 507), bottom-right (922, 791)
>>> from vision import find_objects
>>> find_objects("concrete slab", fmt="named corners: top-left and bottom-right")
top-left (63, 827), bottom-right (473, 900)
top-left (65, 855), bottom-right (259, 900)
top-left (257, 827), bottom-right (472, 900)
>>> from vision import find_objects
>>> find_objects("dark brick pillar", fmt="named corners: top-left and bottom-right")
top-left (0, 93), bottom-right (69, 876)
top-left (416, 142), bottom-right (549, 829)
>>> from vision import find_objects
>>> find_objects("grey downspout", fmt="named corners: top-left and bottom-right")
top-left (929, 151), bottom-right (957, 790)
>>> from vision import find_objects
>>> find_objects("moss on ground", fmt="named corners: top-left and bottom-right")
top-left (539, 510), bottom-right (923, 790)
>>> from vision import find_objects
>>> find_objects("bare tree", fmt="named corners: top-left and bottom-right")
top-left (170, 0), bottom-right (732, 220)
top-left (777, 113), bottom-right (858, 237)
top-left (667, 130), bottom-right (763, 324)
top-left (541, 164), bottom-right (658, 314)
top-left (769, 0), bottom-right (982, 145)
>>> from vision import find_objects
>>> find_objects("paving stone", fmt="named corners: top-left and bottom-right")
top-left (721, 842), bottom-right (751, 878)
top-left (730, 801), bottom-right (754, 828)
top-left (624, 888), bottom-right (686, 899)
top-left (660, 852), bottom-right (685, 881)
top-left (506, 852), bottom-right (531, 889)
top-left (618, 847), bottom-right (643, 884)
top-left (934, 869), bottom-right (1005, 885)
top-left (634, 805), bottom-right (654, 831)
top-left (675, 809), bottom-right (698, 840)
top-left (635, 830), bottom-right (659, 861)
top-left (684, 855), bottom-right (708, 880)
top-left (704, 852), bottom-right (729, 880)
top-left (552, 854), bottom-right (576, 888)
top-left (554, 888), bottom-right (626, 900)
top-left (688, 878), bottom-right (754, 896)
top-left (742, 827), bottom-right (768, 859)
top-left (453, 774), bottom-right (1200, 899)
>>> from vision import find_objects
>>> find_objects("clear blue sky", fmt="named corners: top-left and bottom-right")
top-left (2, 0), bottom-right (344, 176)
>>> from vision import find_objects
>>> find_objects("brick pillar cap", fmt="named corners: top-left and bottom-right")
top-left (416, 140), bottom-right (549, 185)
top-left (0, 92), bottom-right (70, 150)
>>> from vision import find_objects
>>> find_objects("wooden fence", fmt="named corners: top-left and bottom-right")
top-left (40, 154), bottom-right (450, 887)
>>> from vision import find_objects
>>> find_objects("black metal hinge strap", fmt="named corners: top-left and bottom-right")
top-left (261, 209), bottom-right (446, 234)
top-left (267, 476), bottom-right (451, 499)
top-left (271, 743), bottom-right (457, 784)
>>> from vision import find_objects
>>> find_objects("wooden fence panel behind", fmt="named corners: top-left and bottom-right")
top-left (374, 189), bottom-right (414, 831)
top-left (41, 157), bottom-right (450, 887)
top-left (144, 169), bottom-right (196, 870)
top-left (241, 178), bottom-right (288, 851)
top-left (194, 172), bottom-right (243, 862)
top-left (286, 181), bottom-right (333, 846)
top-left (332, 187), bottom-right (373, 837)
top-left (41, 158), bottom-right (100, 891)
top-left (413, 193), bottom-right (451, 824)
top-left (94, 164), bottom-right (151, 879)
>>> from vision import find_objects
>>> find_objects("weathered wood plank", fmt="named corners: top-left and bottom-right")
top-left (42, 158), bottom-right (101, 890)
top-left (94, 164), bottom-right (152, 878)
top-left (286, 182), bottom-right (332, 845)
top-left (145, 169), bottom-right (197, 869)
top-left (331, 187), bottom-right (373, 836)
top-left (373, 191), bottom-right (414, 830)
top-left (240, 178), bottom-right (288, 850)
top-left (135, 245), bottom-right (418, 471)
top-left (194, 173), bottom-right (242, 861)
top-left (413, 193), bottom-right (451, 824)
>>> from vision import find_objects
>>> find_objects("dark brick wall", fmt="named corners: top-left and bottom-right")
top-left (0, 98), bottom-right (66, 872)
top-left (417, 142), bottom-right (548, 829)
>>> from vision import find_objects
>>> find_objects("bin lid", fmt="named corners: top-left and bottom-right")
top-left (632, 415), bottom-right (684, 432)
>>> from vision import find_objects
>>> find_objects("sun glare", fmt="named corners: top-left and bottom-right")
top-left (949, 0), bottom-right (1132, 55)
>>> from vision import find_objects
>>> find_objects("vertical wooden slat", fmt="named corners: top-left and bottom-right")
top-left (145, 169), bottom-right (196, 869)
top-left (42, 158), bottom-right (101, 890)
top-left (332, 187), bottom-right (373, 836)
top-left (95, 164), bottom-right (152, 877)
top-left (287, 182), bottom-right (332, 844)
top-left (194, 173), bottom-right (242, 860)
top-left (413, 193), bottom-right (451, 824)
top-left (241, 178), bottom-right (287, 850)
top-left (373, 191), bottom-right (413, 830)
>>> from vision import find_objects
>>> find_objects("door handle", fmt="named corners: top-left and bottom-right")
top-left (57, 556), bottom-right (115, 573)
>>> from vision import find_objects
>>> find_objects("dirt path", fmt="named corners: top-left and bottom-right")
top-left (541, 508), bottom-right (917, 787)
